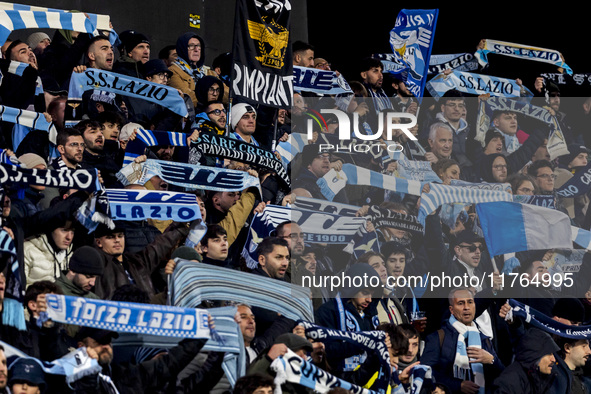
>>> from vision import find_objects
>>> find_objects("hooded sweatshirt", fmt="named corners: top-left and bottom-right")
top-left (168, 33), bottom-right (206, 107)
top-left (493, 328), bottom-right (559, 394)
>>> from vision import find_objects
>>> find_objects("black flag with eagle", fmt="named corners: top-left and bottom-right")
top-left (231, 0), bottom-right (293, 109)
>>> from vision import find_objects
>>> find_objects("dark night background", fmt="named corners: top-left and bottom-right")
top-left (9, 1), bottom-right (590, 94)
top-left (307, 2), bottom-right (588, 91)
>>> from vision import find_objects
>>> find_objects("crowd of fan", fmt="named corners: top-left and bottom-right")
top-left (0, 7), bottom-right (591, 394)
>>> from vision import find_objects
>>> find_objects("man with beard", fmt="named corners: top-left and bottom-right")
top-left (201, 101), bottom-right (227, 134)
top-left (76, 119), bottom-right (124, 188)
top-left (276, 221), bottom-right (305, 267)
top-left (38, 128), bottom-right (88, 208)
top-left (75, 323), bottom-right (210, 394)
top-left (53, 128), bottom-right (86, 170)
top-left (92, 221), bottom-right (190, 300)
top-left (359, 57), bottom-right (393, 132)
top-left (389, 75), bottom-right (417, 113)
top-left (55, 246), bottom-right (103, 299)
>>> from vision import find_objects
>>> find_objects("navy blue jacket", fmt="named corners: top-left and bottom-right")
top-left (422, 320), bottom-right (505, 393)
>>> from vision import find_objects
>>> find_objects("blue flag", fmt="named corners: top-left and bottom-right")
top-left (389, 9), bottom-right (439, 102)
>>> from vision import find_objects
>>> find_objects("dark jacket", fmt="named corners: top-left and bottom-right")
top-left (314, 297), bottom-right (376, 376)
top-left (94, 221), bottom-right (189, 300)
top-left (55, 271), bottom-right (100, 299)
top-left (39, 30), bottom-right (90, 91)
top-left (73, 338), bottom-right (207, 394)
top-left (422, 319), bottom-right (504, 393)
top-left (547, 353), bottom-right (591, 394)
top-left (82, 140), bottom-right (125, 189)
top-left (492, 328), bottom-right (559, 394)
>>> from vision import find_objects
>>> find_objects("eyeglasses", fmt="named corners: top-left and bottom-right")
top-left (282, 233), bottom-right (306, 241)
top-left (459, 244), bottom-right (484, 252)
top-left (207, 108), bottom-right (227, 116)
top-left (493, 164), bottom-right (507, 170)
top-left (188, 43), bottom-right (201, 50)
top-left (67, 142), bottom-right (86, 148)
top-left (536, 174), bottom-right (557, 180)
top-left (208, 87), bottom-right (220, 94)
top-left (154, 72), bottom-right (169, 79)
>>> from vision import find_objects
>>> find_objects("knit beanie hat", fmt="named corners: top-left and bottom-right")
top-left (18, 153), bottom-right (47, 169)
top-left (230, 103), bottom-right (256, 129)
top-left (26, 32), bottom-right (50, 49)
top-left (118, 30), bottom-right (149, 56)
top-left (69, 246), bottom-right (104, 276)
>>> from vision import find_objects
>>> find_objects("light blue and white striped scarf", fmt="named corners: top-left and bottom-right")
top-left (396, 155), bottom-right (441, 183)
top-left (426, 70), bottom-right (532, 100)
top-left (69, 70), bottom-right (188, 117)
top-left (123, 128), bottom-right (188, 166)
top-left (276, 132), bottom-right (307, 167)
top-left (0, 228), bottom-right (26, 330)
top-left (0, 2), bottom-right (119, 45)
top-left (171, 260), bottom-right (314, 322)
top-left (2, 340), bottom-right (104, 386)
top-left (316, 163), bottom-right (423, 201)
top-left (476, 39), bottom-right (572, 75)
top-left (449, 315), bottom-right (485, 394)
top-left (572, 226), bottom-right (591, 251)
top-left (418, 183), bottom-right (512, 224)
top-left (0, 104), bottom-right (57, 145)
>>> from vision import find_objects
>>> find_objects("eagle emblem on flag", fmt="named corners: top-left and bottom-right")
top-left (247, 16), bottom-right (289, 69)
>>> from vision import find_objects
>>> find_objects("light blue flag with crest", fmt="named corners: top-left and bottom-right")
top-left (389, 9), bottom-right (439, 102)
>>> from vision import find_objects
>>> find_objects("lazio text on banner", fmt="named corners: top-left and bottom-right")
top-left (389, 9), bottom-right (439, 101)
top-left (68, 70), bottom-right (188, 117)
top-left (374, 52), bottom-right (479, 76)
top-left (474, 96), bottom-right (569, 160)
top-left (293, 66), bottom-right (352, 95)
top-left (476, 201), bottom-right (572, 257)
top-left (106, 189), bottom-right (201, 222)
top-left (476, 39), bottom-right (573, 75)
top-left (0, 163), bottom-right (102, 192)
top-left (555, 162), bottom-right (591, 198)
top-left (428, 53), bottom-right (479, 75)
top-left (231, 0), bottom-right (293, 108)
top-left (426, 70), bottom-right (529, 100)
top-left (45, 294), bottom-right (211, 339)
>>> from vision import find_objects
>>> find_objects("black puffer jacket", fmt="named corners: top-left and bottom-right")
top-left (493, 328), bottom-right (559, 394)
